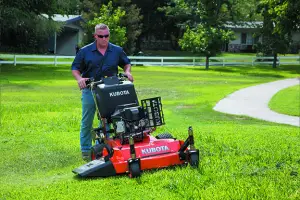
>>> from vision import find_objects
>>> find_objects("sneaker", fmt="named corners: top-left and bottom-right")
top-left (82, 151), bottom-right (91, 162)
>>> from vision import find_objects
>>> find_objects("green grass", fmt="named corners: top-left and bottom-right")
top-left (269, 85), bottom-right (300, 116)
top-left (0, 64), bottom-right (299, 199)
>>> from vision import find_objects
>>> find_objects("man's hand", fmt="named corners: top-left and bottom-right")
top-left (123, 64), bottom-right (133, 82)
top-left (72, 70), bottom-right (89, 89)
top-left (125, 72), bottom-right (134, 82)
top-left (77, 77), bottom-right (90, 89)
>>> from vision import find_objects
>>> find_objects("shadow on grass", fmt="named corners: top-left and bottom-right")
top-left (72, 163), bottom-right (202, 182)
top-left (73, 172), bottom-right (143, 183)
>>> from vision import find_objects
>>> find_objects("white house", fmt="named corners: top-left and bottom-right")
top-left (226, 22), bottom-right (300, 53)
top-left (43, 14), bottom-right (84, 56)
top-left (225, 22), bottom-right (262, 52)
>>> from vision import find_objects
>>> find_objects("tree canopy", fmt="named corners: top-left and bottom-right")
top-left (161, 0), bottom-right (240, 69)
top-left (87, 1), bottom-right (127, 46)
top-left (1, 0), bottom-right (299, 56)
top-left (80, 0), bottom-right (142, 54)
top-left (0, 0), bottom-right (79, 53)
top-left (255, 0), bottom-right (300, 68)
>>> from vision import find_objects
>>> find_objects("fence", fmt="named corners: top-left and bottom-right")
top-left (0, 54), bottom-right (299, 66)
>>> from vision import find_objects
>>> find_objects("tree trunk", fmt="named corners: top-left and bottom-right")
top-left (272, 52), bottom-right (277, 68)
top-left (205, 56), bottom-right (209, 70)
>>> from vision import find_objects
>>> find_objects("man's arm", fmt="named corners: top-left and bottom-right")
top-left (72, 70), bottom-right (89, 89)
top-left (123, 64), bottom-right (133, 82)
top-left (71, 49), bottom-right (89, 89)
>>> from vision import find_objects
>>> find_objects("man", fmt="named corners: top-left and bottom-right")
top-left (71, 23), bottom-right (133, 161)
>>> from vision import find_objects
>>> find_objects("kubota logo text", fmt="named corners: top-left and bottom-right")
top-left (141, 146), bottom-right (169, 155)
top-left (109, 90), bottom-right (130, 97)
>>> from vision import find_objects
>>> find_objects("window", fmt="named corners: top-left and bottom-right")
top-left (241, 33), bottom-right (254, 45)
top-left (247, 33), bottom-right (253, 45)
top-left (241, 33), bottom-right (247, 44)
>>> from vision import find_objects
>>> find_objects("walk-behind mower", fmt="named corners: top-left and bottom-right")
top-left (72, 74), bottom-right (199, 178)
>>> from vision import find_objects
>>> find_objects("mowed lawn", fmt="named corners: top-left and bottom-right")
top-left (269, 85), bottom-right (300, 116)
top-left (0, 64), bottom-right (299, 200)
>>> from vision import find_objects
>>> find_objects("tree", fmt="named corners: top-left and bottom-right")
top-left (87, 1), bottom-right (127, 46)
top-left (162, 0), bottom-right (239, 69)
top-left (113, 0), bottom-right (143, 54)
top-left (266, 0), bottom-right (300, 34)
top-left (0, 0), bottom-right (80, 53)
top-left (256, 0), bottom-right (299, 68)
top-left (80, 0), bottom-right (142, 54)
top-left (80, 0), bottom-right (107, 45)
top-left (131, 0), bottom-right (182, 51)
top-left (179, 25), bottom-right (234, 69)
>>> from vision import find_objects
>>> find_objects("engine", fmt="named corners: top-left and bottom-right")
top-left (94, 76), bottom-right (165, 145)
top-left (111, 105), bottom-right (148, 144)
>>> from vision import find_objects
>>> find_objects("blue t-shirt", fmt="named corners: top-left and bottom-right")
top-left (71, 42), bottom-right (130, 80)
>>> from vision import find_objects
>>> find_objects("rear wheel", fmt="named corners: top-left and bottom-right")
top-left (155, 133), bottom-right (174, 139)
top-left (91, 144), bottom-right (105, 160)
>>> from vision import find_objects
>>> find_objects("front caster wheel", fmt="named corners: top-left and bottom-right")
top-left (128, 159), bottom-right (141, 178)
top-left (188, 150), bottom-right (199, 168)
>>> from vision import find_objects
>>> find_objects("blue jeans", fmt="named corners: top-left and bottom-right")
top-left (80, 88), bottom-right (110, 152)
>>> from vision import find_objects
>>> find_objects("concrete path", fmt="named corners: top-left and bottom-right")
top-left (213, 78), bottom-right (300, 127)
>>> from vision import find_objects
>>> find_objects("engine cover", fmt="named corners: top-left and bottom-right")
top-left (95, 80), bottom-right (139, 118)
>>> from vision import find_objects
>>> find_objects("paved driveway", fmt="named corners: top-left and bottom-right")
top-left (213, 78), bottom-right (300, 127)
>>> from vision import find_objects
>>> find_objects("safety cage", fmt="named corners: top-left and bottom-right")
top-left (141, 97), bottom-right (165, 128)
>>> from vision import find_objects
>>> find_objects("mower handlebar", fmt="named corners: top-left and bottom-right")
top-left (85, 78), bottom-right (103, 89)
top-left (85, 74), bottom-right (129, 88)
top-left (118, 73), bottom-right (128, 79)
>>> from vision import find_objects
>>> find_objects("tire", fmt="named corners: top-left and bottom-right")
top-left (91, 144), bottom-right (105, 160)
top-left (189, 153), bottom-right (199, 168)
top-left (155, 133), bottom-right (174, 139)
top-left (129, 162), bottom-right (141, 178)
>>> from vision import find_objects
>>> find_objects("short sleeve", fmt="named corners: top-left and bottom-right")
top-left (118, 49), bottom-right (130, 69)
top-left (71, 49), bottom-right (84, 72)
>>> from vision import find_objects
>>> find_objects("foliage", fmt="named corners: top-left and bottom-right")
top-left (231, 0), bottom-right (263, 21)
top-left (164, 0), bottom-right (237, 69)
top-left (179, 25), bottom-right (235, 56)
top-left (160, 0), bottom-right (259, 28)
top-left (261, 0), bottom-right (300, 34)
top-left (255, 0), bottom-right (300, 68)
top-left (114, 0), bottom-right (143, 54)
top-left (179, 25), bottom-right (235, 69)
top-left (131, 0), bottom-right (182, 50)
top-left (0, 63), bottom-right (299, 199)
top-left (80, 0), bottom-right (105, 44)
top-left (269, 85), bottom-right (300, 116)
top-left (80, 0), bottom-right (142, 53)
top-left (87, 1), bottom-right (127, 47)
top-left (159, 0), bottom-right (197, 27)
top-left (0, 0), bottom-right (80, 53)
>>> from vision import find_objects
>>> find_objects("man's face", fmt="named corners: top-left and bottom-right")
top-left (94, 28), bottom-right (110, 48)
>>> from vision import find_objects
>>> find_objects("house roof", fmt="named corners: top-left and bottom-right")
top-left (225, 21), bottom-right (263, 29)
top-left (41, 14), bottom-right (83, 24)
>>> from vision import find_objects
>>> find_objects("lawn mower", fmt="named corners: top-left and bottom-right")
top-left (72, 74), bottom-right (199, 178)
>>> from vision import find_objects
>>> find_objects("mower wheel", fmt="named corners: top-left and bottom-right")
top-left (156, 133), bottom-right (174, 139)
top-left (91, 144), bottom-right (105, 160)
top-left (189, 153), bottom-right (199, 168)
top-left (129, 162), bottom-right (141, 178)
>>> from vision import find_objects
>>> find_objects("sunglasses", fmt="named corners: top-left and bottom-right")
top-left (97, 34), bottom-right (110, 38)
